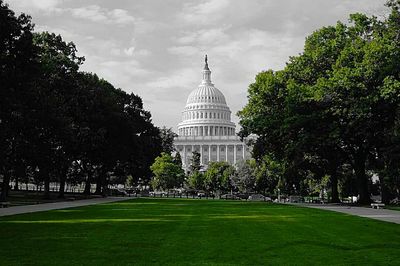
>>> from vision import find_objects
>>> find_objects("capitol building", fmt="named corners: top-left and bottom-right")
top-left (174, 56), bottom-right (251, 171)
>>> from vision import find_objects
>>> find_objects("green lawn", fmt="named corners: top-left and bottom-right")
top-left (0, 198), bottom-right (399, 265)
top-left (387, 206), bottom-right (400, 212)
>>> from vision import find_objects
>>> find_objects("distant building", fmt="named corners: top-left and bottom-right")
top-left (174, 56), bottom-right (251, 171)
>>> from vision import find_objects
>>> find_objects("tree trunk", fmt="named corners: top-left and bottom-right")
top-left (380, 176), bottom-right (390, 204)
top-left (0, 174), bottom-right (10, 201)
top-left (330, 172), bottom-right (340, 203)
top-left (95, 177), bottom-right (102, 195)
top-left (354, 153), bottom-right (370, 204)
top-left (58, 177), bottom-right (66, 199)
top-left (14, 176), bottom-right (19, 191)
top-left (83, 179), bottom-right (91, 195)
top-left (42, 167), bottom-right (51, 199)
top-left (14, 160), bottom-right (25, 191)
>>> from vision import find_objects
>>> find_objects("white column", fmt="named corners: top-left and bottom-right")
top-left (242, 144), bottom-right (245, 159)
top-left (207, 126), bottom-right (210, 136)
top-left (225, 145), bottom-right (228, 162)
top-left (183, 145), bottom-right (187, 166)
top-left (233, 145), bottom-right (237, 165)
top-left (200, 145), bottom-right (203, 165)
top-left (208, 145), bottom-right (211, 163)
top-left (217, 145), bottom-right (220, 161)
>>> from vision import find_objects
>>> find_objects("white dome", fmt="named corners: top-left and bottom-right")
top-left (186, 85), bottom-right (227, 105)
top-left (177, 56), bottom-right (236, 137)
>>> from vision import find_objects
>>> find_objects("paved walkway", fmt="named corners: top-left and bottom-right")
top-left (0, 197), bottom-right (131, 217)
top-left (294, 203), bottom-right (400, 224)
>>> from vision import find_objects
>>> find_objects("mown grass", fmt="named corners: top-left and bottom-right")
top-left (387, 206), bottom-right (400, 211)
top-left (0, 198), bottom-right (399, 265)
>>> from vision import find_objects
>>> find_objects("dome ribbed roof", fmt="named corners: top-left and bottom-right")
top-left (186, 85), bottom-right (226, 105)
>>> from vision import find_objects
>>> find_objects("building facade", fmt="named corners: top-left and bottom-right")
top-left (174, 56), bottom-right (250, 171)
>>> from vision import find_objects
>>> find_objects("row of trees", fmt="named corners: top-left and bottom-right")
top-left (150, 151), bottom-right (236, 194)
top-left (0, 1), bottom-right (162, 200)
top-left (238, 1), bottom-right (400, 204)
top-left (150, 150), bottom-right (282, 196)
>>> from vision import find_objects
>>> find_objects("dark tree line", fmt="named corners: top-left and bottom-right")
top-left (0, 1), bottom-right (162, 200)
top-left (238, 1), bottom-right (400, 204)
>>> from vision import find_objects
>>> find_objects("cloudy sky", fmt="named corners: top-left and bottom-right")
top-left (9, 0), bottom-right (387, 131)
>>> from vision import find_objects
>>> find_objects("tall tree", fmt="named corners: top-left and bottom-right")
top-left (159, 127), bottom-right (177, 154)
top-left (150, 152), bottom-right (185, 191)
top-left (204, 162), bottom-right (235, 193)
top-left (0, 0), bottom-right (36, 201)
top-left (233, 160), bottom-right (256, 193)
top-left (189, 151), bottom-right (201, 174)
top-left (239, 2), bottom-right (400, 204)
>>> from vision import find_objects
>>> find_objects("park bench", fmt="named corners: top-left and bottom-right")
top-left (371, 203), bottom-right (385, 209)
top-left (0, 202), bottom-right (10, 208)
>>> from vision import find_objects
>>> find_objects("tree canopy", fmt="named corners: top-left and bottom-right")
top-left (150, 153), bottom-right (185, 190)
top-left (0, 0), bottom-right (162, 200)
top-left (238, 1), bottom-right (400, 204)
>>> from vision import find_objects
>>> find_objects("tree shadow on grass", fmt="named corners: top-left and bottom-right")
top-left (265, 239), bottom-right (400, 252)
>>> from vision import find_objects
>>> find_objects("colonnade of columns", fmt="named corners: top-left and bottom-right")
top-left (178, 125), bottom-right (235, 136)
top-left (181, 144), bottom-right (246, 166)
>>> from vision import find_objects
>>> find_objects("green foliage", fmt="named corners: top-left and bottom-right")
top-left (0, 1), bottom-right (162, 200)
top-left (204, 162), bottom-right (235, 192)
top-left (189, 151), bottom-right (201, 174)
top-left (238, 2), bottom-right (400, 203)
top-left (150, 153), bottom-right (185, 190)
top-left (125, 175), bottom-right (135, 187)
top-left (159, 127), bottom-right (177, 154)
top-left (173, 152), bottom-right (182, 167)
top-left (254, 156), bottom-right (282, 195)
top-left (233, 160), bottom-right (256, 193)
top-left (187, 171), bottom-right (205, 190)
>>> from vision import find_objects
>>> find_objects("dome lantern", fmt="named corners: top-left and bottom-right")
top-left (202, 54), bottom-right (212, 85)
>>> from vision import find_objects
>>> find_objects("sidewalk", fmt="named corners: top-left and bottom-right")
top-left (294, 203), bottom-right (400, 224)
top-left (0, 197), bottom-right (131, 217)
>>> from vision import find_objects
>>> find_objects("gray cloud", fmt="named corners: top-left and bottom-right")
top-left (8, 0), bottom-right (388, 131)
